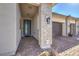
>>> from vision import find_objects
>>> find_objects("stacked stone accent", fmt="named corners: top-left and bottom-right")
top-left (39, 3), bottom-right (52, 49)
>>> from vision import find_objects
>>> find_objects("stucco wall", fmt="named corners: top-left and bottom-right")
top-left (52, 13), bottom-right (76, 23)
top-left (52, 13), bottom-right (66, 23)
top-left (0, 3), bottom-right (21, 56)
top-left (16, 4), bottom-right (21, 48)
top-left (62, 22), bottom-right (67, 36)
top-left (31, 11), bottom-right (40, 41)
top-left (0, 3), bottom-right (16, 55)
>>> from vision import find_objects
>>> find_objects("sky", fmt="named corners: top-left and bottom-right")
top-left (52, 3), bottom-right (79, 18)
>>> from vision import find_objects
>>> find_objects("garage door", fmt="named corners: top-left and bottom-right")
top-left (52, 22), bottom-right (62, 37)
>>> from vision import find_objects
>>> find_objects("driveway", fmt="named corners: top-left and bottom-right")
top-left (51, 36), bottom-right (79, 53)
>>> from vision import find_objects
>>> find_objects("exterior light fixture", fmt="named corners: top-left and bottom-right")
top-left (46, 16), bottom-right (50, 24)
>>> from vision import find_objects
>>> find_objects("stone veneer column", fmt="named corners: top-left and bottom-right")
top-left (39, 3), bottom-right (52, 49)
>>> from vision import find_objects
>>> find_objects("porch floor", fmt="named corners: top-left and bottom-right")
top-left (15, 37), bottom-right (44, 56)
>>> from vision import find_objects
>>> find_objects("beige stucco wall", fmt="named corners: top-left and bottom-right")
top-left (0, 3), bottom-right (21, 55)
top-left (16, 4), bottom-right (21, 49)
top-left (31, 10), bottom-right (40, 41)
top-left (52, 13), bottom-right (76, 23)
top-left (52, 13), bottom-right (66, 23)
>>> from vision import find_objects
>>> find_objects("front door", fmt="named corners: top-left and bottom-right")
top-left (24, 20), bottom-right (31, 37)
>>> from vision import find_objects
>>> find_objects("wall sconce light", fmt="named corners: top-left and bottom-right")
top-left (46, 16), bottom-right (50, 24)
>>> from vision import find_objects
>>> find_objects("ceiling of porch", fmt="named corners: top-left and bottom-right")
top-left (19, 3), bottom-right (56, 18)
top-left (19, 3), bottom-right (38, 18)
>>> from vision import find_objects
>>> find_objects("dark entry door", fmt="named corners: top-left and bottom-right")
top-left (24, 20), bottom-right (31, 36)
